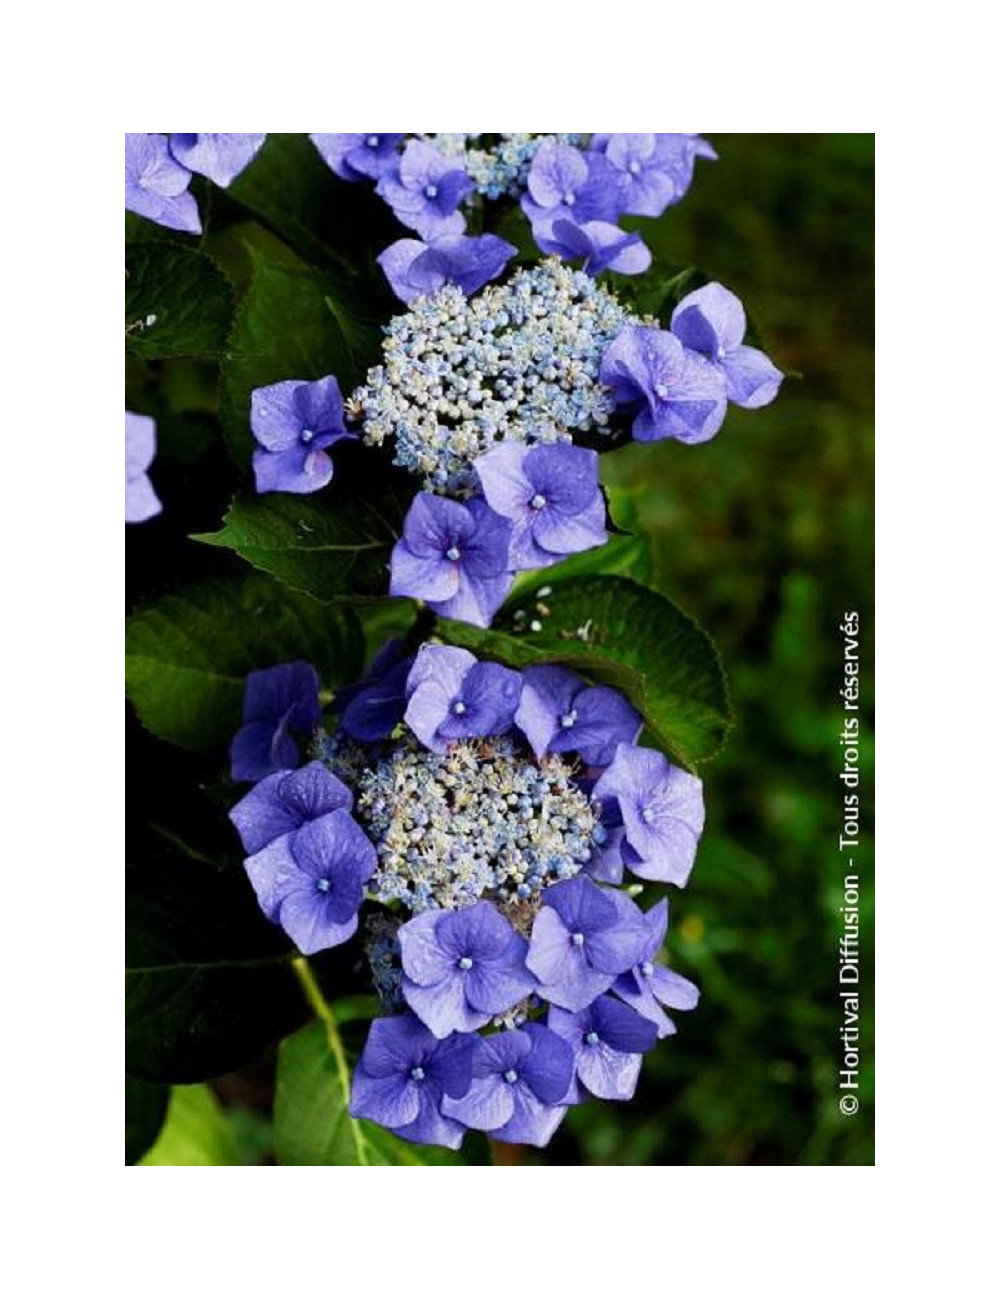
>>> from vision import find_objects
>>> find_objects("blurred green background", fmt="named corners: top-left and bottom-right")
top-left (137, 135), bottom-right (874, 1166)
top-left (549, 132), bottom-right (875, 1165)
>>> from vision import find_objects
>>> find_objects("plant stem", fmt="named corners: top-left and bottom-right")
top-left (291, 955), bottom-right (370, 1164)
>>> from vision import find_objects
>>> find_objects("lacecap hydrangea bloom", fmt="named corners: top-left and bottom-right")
top-left (229, 638), bottom-right (705, 1149)
top-left (311, 134), bottom-right (714, 297)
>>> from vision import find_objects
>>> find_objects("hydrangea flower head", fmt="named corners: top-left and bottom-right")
top-left (404, 644), bottom-right (522, 753)
top-left (251, 376), bottom-right (354, 494)
top-left (592, 743), bottom-right (705, 885)
top-left (670, 282), bottom-right (783, 409)
top-left (310, 133), bottom-right (405, 181)
top-left (515, 665), bottom-right (642, 766)
top-left (229, 761), bottom-right (353, 856)
top-left (399, 901), bottom-right (535, 1036)
top-left (376, 140), bottom-right (473, 240)
top-left (549, 993), bottom-right (658, 1101)
top-left (230, 661), bottom-right (321, 782)
top-left (230, 641), bottom-right (705, 1149)
top-left (378, 233), bottom-right (516, 305)
top-left (243, 809), bottom-right (376, 954)
top-left (350, 1013), bottom-right (475, 1150)
top-left (389, 493), bottom-right (513, 628)
top-left (600, 324), bottom-right (727, 443)
top-left (474, 443), bottom-right (607, 570)
top-left (125, 411), bottom-right (162, 523)
top-left (125, 133), bottom-right (201, 235)
top-left (441, 1022), bottom-right (575, 1146)
top-left (526, 876), bottom-right (648, 1012)
top-left (612, 898), bottom-right (700, 1038)
top-left (168, 134), bottom-right (266, 187)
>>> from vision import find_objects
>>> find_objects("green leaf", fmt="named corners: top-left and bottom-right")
top-left (139, 1086), bottom-right (243, 1166)
top-left (126, 856), bottom-right (303, 1083)
top-left (227, 134), bottom-right (400, 292)
top-left (274, 1020), bottom-right (489, 1166)
top-left (192, 479), bottom-right (409, 603)
top-left (125, 573), bottom-right (364, 751)
top-left (440, 575), bottom-right (732, 770)
top-left (125, 1073), bottom-right (169, 1165)
top-left (219, 246), bottom-right (381, 465)
top-left (125, 242), bottom-right (234, 360)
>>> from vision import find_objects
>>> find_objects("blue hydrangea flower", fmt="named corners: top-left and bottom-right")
top-left (251, 376), bottom-right (354, 494)
top-left (521, 142), bottom-right (624, 231)
top-left (398, 901), bottom-right (536, 1037)
top-left (378, 233), bottom-right (516, 305)
top-left (515, 665), bottom-right (641, 767)
top-left (376, 140), bottom-right (473, 240)
top-left (670, 282), bottom-right (783, 409)
top-left (243, 809), bottom-right (376, 954)
top-left (229, 761), bottom-right (353, 856)
top-left (389, 493), bottom-right (513, 628)
top-left (526, 876), bottom-right (648, 1012)
top-left (350, 1013), bottom-right (475, 1149)
top-left (125, 411), bottom-right (161, 523)
top-left (230, 662), bottom-right (321, 782)
top-left (125, 133), bottom-right (201, 235)
top-left (335, 640), bottom-right (415, 743)
top-left (474, 443), bottom-right (607, 570)
top-left (600, 325), bottom-right (727, 443)
top-left (168, 134), bottom-right (266, 187)
top-left (403, 644), bottom-right (521, 753)
top-left (612, 899), bottom-right (700, 1038)
top-left (310, 133), bottom-right (405, 181)
top-left (592, 743), bottom-right (705, 885)
top-left (534, 217), bottom-right (651, 277)
top-left (441, 1023), bottom-right (575, 1147)
top-left (595, 133), bottom-right (716, 217)
top-left (549, 993), bottom-right (659, 1101)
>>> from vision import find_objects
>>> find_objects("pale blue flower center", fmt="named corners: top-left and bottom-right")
top-left (452, 700), bottom-right (467, 715)
top-left (458, 956), bottom-right (474, 970)
top-left (300, 427), bottom-right (315, 443)
top-left (446, 546), bottom-right (461, 561)
top-left (316, 878), bottom-right (331, 893)
top-left (585, 1031), bottom-right (599, 1046)
top-left (563, 192), bottom-right (576, 206)
top-left (504, 1068), bottom-right (519, 1084)
top-left (410, 1065), bottom-right (425, 1081)
top-left (531, 493), bottom-right (547, 509)
top-left (367, 136), bottom-right (380, 148)
top-left (425, 184), bottom-right (438, 199)
top-left (560, 710), bottom-right (577, 729)
top-left (629, 160), bottom-right (642, 176)
top-left (571, 931), bottom-right (585, 947)
top-left (641, 960), bottom-right (655, 977)
top-left (654, 382), bottom-right (671, 401)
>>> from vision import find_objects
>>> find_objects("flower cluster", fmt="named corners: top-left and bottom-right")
top-left (357, 259), bottom-right (637, 494)
top-left (229, 639), bottom-right (703, 1148)
top-left (125, 134), bottom-right (265, 234)
top-left (310, 133), bottom-right (713, 302)
top-left (248, 257), bottom-right (783, 626)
